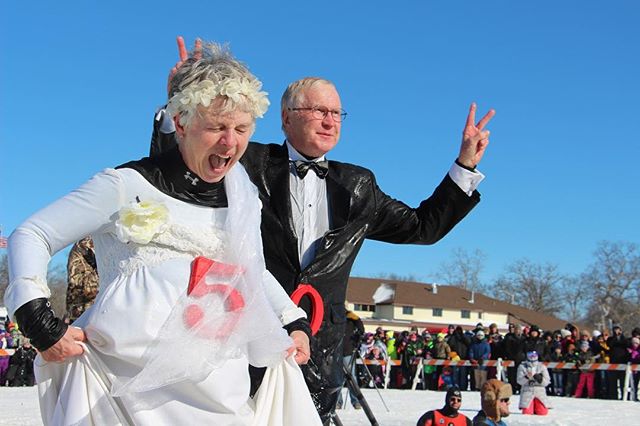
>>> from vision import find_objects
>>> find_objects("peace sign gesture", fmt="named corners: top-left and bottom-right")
top-left (167, 36), bottom-right (202, 95)
top-left (458, 103), bottom-right (495, 169)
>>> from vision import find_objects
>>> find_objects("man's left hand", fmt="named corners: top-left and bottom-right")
top-left (287, 330), bottom-right (311, 365)
top-left (458, 103), bottom-right (496, 168)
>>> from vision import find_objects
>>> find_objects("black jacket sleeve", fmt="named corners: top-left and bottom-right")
top-left (13, 298), bottom-right (68, 352)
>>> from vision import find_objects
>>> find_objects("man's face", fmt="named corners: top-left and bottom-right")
top-left (499, 397), bottom-right (510, 417)
top-left (176, 100), bottom-right (253, 183)
top-left (283, 83), bottom-right (342, 158)
top-left (448, 396), bottom-right (462, 410)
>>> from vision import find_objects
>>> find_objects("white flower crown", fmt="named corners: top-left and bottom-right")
top-left (167, 78), bottom-right (270, 125)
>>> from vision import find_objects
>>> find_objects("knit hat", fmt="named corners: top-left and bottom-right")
top-left (560, 329), bottom-right (571, 338)
top-left (480, 379), bottom-right (512, 421)
top-left (579, 340), bottom-right (590, 350)
top-left (592, 330), bottom-right (601, 338)
top-left (526, 351), bottom-right (539, 361)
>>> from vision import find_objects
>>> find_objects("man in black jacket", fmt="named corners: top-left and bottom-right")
top-left (606, 325), bottom-right (629, 399)
top-left (503, 324), bottom-right (526, 393)
top-left (153, 37), bottom-right (495, 423)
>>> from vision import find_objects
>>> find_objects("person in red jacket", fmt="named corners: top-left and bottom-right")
top-left (416, 386), bottom-right (472, 426)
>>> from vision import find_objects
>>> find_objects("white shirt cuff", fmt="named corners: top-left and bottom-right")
top-left (448, 163), bottom-right (485, 196)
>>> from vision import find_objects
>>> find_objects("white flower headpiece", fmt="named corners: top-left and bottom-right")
top-left (167, 78), bottom-right (270, 126)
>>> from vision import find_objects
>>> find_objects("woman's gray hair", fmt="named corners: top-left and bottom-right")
top-left (168, 42), bottom-right (269, 126)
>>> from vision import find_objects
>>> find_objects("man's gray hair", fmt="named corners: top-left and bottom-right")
top-left (168, 42), bottom-right (269, 126)
top-left (280, 77), bottom-right (336, 114)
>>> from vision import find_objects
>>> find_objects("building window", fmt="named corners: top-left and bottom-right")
top-left (354, 304), bottom-right (375, 312)
top-left (478, 312), bottom-right (483, 319)
top-left (432, 308), bottom-right (443, 317)
top-left (402, 306), bottom-right (413, 315)
top-left (461, 309), bottom-right (470, 319)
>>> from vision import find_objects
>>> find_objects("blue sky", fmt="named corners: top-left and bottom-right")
top-left (2, 1), bottom-right (639, 285)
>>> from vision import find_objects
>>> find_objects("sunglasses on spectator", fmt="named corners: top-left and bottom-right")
top-left (449, 397), bottom-right (462, 403)
top-left (500, 398), bottom-right (510, 403)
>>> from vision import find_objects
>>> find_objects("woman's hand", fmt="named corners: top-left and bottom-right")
top-left (40, 326), bottom-right (86, 363)
top-left (286, 330), bottom-right (310, 365)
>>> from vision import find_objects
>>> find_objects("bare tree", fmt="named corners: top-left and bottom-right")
top-left (436, 247), bottom-right (487, 292)
top-left (582, 241), bottom-right (640, 331)
top-left (0, 253), bottom-right (67, 319)
top-left (562, 275), bottom-right (591, 323)
top-left (492, 258), bottom-right (564, 315)
top-left (48, 264), bottom-right (68, 318)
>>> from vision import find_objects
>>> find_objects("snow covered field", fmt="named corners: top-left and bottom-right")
top-left (2, 386), bottom-right (639, 425)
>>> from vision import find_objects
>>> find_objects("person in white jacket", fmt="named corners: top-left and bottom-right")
top-left (517, 350), bottom-right (551, 415)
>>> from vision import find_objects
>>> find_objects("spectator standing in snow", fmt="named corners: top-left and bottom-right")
top-left (517, 351), bottom-right (550, 416)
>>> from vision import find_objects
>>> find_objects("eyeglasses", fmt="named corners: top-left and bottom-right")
top-left (288, 105), bottom-right (347, 122)
top-left (449, 397), bottom-right (462, 403)
top-left (500, 398), bottom-right (510, 403)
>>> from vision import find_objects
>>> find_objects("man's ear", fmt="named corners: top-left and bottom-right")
top-left (281, 108), bottom-right (290, 128)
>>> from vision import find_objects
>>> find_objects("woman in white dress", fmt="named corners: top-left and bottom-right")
top-left (5, 42), bottom-right (321, 426)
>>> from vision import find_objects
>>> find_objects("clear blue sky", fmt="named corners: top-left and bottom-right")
top-left (2, 1), bottom-right (639, 285)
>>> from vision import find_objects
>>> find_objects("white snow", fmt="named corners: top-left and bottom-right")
top-left (2, 386), bottom-right (639, 425)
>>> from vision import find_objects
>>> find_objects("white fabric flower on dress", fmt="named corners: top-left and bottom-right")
top-left (115, 200), bottom-right (170, 244)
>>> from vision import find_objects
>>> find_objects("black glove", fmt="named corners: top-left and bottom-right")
top-left (533, 373), bottom-right (543, 383)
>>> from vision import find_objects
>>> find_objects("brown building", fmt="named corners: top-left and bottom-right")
top-left (345, 277), bottom-right (569, 334)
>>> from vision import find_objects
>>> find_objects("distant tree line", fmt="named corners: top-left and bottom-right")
top-left (433, 241), bottom-right (640, 332)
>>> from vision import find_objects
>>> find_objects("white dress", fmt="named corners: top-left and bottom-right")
top-left (5, 164), bottom-right (321, 426)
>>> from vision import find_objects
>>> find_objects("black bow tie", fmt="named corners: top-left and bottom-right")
top-left (292, 160), bottom-right (329, 179)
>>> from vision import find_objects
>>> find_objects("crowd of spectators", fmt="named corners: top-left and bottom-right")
top-left (0, 319), bottom-right (37, 387)
top-left (353, 320), bottom-right (640, 401)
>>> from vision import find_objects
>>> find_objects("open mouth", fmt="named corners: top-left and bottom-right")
top-left (209, 154), bottom-right (231, 170)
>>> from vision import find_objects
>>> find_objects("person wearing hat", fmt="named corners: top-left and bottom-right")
top-left (626, 337), bottom-right (640, 401)
top-left (417, 385), bottom-right (472, 426)
top-left (472, 379), bottom-right (512, 426)
top-left (574, 339), bottom-right (597, 398)
top-left (524, 325), bottom-right (549, 362)
top-left (469, 330), bottom-right (491, 390)
top-left (516, 351), bottom-right (550, 415)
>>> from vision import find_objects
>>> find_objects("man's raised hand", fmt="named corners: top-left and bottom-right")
top-left (458, 103), bottom-right (495, 169)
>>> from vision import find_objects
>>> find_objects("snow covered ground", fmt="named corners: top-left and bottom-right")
top-left (1, 386), bottom-right (639, 425)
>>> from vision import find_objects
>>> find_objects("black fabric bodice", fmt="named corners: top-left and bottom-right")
top-left (117, 146), bottom-right (228, 208)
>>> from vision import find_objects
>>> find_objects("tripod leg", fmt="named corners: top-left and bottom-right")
top-left (330, 411), bottom-right (344, 426)
top-left (343, 363), bottom-right (379, 426)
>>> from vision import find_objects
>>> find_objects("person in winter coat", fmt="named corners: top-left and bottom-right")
top-left (627, 336), bottom-right (640, 401)
top-left (549, 346), bottom-right (565, 396)
top-left (6, 340), bottom-right (37, 387)
top-left (517, 351), bottom-right (550, 415)
top-left (606, 325), bottom-right (629, 399)
top-left (503, 324), bottom-right (525, 393)
top-left (417, 385), bottom-right (471, 426)
top-left (448, 326), bottom-right (472, 390)
top-left (469, 330), bottom-right (491, 390)
top-left (337, 310), bottom-right (364, 409)
top-left (472, 379), bottom-right (512, 426)
top-left (574, 340), bottom-right (597, 398)
top-left (523, 326), bottom-right (549, 361)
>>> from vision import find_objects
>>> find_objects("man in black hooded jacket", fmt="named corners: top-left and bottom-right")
top-left (416, 386), bottom-right (472, 426)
